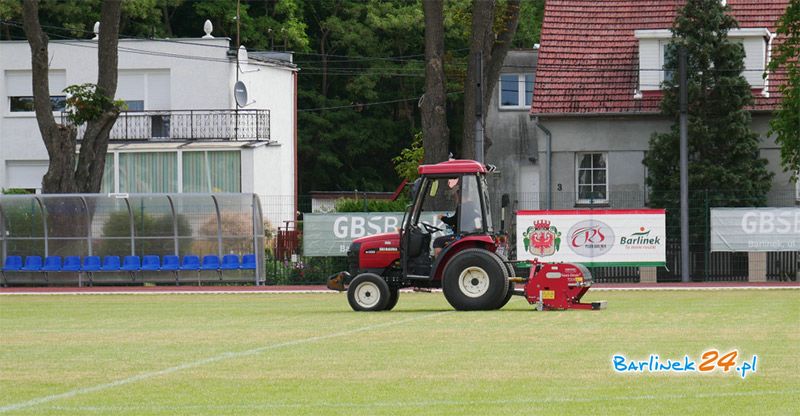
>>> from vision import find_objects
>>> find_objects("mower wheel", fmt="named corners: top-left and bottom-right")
top-left (385, 287), bottom-right (400, 311)
top-left (442, 248), bottom-right (509, 311)
top-left (347, 273), bottom-right (390, 312)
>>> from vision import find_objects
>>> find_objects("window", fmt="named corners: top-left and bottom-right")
top-left (499, 73), bottom-right (534, 108)
top-left (661, 41), bottom-right (677, 84)
top-left (182, 151), bottom-right (241, 193)
top-left (5, 69), bottom-right (66, 112)
top-left (576, 153), bottom-right (608, 204)
top-left (9, 96), bottom-right (67, 112)
top-left (635, 29), bottom-right (770, 92)
top-left (119, 152), bottom-right (178, 193)
top-left (124, 100), bottom-right (144, 112)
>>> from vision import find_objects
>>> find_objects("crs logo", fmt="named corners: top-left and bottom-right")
top-left (567, 220), bottom-right (615, 257)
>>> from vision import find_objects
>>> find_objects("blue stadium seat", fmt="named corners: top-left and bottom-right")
top-left (82, 256), bottom-right (101, 272)
top-left (42, 256), bottom-right (62, 272)
top-left (2, 256), bottom-right (23, 285)
top-left (240, 254), bottom-right (257, 270)
top-left (141, 255), bottom-right (161, 271)
top-left (161, 255), bottom-right (180, 271)
top-left (179, 255), bottom-right (200, 271)
top-left (200, 255), bottom-right (220, 271)
top-left (2, 256), bottom-right (23, 272)
top-left (22, 256), bottom-right (43, 272)
top-left (62, 256), bottom-right (82, 272)
top-left (122, 256), bottom-right (141, 271)
top-left (101, 256), bottom-right (121, 271)
top-left (221, 254), bottom-right (240, 270)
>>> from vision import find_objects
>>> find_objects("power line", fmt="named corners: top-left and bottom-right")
top-left (299, 91), bottom-right (462, 113)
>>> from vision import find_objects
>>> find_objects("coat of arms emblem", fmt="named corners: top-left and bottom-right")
top-left (523, 219), bottom-right (561, 257)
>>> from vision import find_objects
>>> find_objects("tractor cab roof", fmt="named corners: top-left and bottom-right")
top-left (418, 159), bottom-right (486, 176)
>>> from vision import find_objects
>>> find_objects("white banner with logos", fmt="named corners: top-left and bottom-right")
top-left (516, 209), bottom-right (666, 266)
top-left (710, 207), bottom-right (800, 252)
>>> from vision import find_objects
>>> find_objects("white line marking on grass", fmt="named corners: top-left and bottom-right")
top-left (38, 389), bottom-right (800, 412)
top-left (0, 311), bottom-right (452, 414)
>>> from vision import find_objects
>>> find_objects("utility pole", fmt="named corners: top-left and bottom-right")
top-left (474, 52), bottom-right (484, 163)
top-left (679, 46), bottom-right (690, 283)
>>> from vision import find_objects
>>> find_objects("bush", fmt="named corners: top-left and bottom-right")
top-left (334, 197), bottom-right (409, 213)
top-left (99, 211), bottom-right (192, 256)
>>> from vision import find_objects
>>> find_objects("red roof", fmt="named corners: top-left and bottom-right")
top-left (531, 0), bottom-right (789, 115)
top-left (418, 159), bottom-right (486, 175)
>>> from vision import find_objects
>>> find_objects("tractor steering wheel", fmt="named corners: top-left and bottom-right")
top-left (420, 221), bottom-right (443, 234)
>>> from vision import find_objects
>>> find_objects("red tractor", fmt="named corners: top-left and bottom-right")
top-left (327, 159), bottom-right (605, 312)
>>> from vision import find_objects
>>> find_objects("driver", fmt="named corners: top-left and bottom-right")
top-left (432, 180), bottom-right (460, 257)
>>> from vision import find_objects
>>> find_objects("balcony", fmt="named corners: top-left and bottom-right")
top-left (64, 109), bottom-right (270, 142)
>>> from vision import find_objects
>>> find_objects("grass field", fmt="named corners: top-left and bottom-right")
top-left (0, 289), bottom-right (798, 415)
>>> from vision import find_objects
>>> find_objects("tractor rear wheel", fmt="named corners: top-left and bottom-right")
top-left (442, 249), bottom-right (509, 311)
top-left (494, 254), bottom-right (516, 309)
top-left (385, 287), bottom-right (400, 311)
top-left (347, 273), bottom-right (390, 312)
top-left (497, 281), bottom-right (516, 309)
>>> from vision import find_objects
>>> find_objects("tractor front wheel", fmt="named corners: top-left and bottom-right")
top-left (442, 249), bottom-right (509, 311)
top-left (347, 273), bottom-right (390, 312)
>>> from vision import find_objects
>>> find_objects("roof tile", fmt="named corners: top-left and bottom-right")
top-left (532, 0), bottom-right (789, 115)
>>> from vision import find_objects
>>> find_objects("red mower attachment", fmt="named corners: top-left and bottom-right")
top-left (522, 260), bottom-right (607, 311)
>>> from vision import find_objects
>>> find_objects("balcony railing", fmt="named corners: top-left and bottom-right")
top-left (63, 109), bottom-right (270, 142)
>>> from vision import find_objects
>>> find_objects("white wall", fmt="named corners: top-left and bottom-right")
top-left (239, 59), bottom-right (297, 228)
top-left (0, 37), bottom-right (297, 225)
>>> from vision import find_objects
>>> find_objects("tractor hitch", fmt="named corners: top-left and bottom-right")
top-left (326, 271), bottom-right (350, 292)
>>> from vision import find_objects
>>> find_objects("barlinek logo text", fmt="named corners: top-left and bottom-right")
top-left (620, 228), bottom-right (660, 247)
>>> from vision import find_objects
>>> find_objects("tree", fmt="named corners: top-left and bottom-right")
top-left (461, 0), bottom-right (520, 160)
top-left (767, 0), bottom-right (800, 175)
top-left (643, 0), bottom-right (773, 233)
top-left (22, 0), bottom-right (123, 193)
top-left (421, 0), bottom-right (449, 164)
top-left (296, 1), bottom-right (425, 193)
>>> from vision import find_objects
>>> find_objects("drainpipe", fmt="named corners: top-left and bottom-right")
top-left (534, 118), bottom-right (553, 210)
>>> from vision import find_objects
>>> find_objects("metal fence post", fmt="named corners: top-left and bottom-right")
top-left (81, 196), bottom-right (92, 256)
top-left (211, 195), bottom-right (223, 260)
top-left (167, 195), bottom-right (178, 256)
top-left (704, 189), bottom-right (710, 281)
top-left (35, 197), bottom-right (48, 257)
top-left (122, 197), bottom-right (135, 256)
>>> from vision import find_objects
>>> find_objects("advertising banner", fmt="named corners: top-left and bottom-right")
top-left (516, 209), bottom-right (666, 266)
top-left (303, 212), bottom-right (446, 257)
top-left (710, 208), bottom-right (800, 252)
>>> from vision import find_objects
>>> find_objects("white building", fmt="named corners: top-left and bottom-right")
top-left (0, 22), bottom-right (297, 228)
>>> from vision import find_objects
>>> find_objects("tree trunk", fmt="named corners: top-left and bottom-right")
top-left (23, 0), bottom-right (121, 194)
top-left (76, 0), bottom-right (122, 193)
top-left (421, 0), bottom-right (449, 164)
top-left (462, 0), bottom-right (521, 161)
top-left (22, 0), bottom-right (78, 193)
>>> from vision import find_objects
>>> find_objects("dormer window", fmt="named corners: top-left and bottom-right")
top-left (634, 28), bottom-right (771, 94)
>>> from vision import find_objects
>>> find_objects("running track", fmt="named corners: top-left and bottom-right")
top-left (1, 281), bottom-right (798, 295)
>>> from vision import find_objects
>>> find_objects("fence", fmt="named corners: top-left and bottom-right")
top-left (1, 193), bottom-right (264, 286)
top-left (64, 109), bottom-right (271, 142)
top-left (2, 191), bottom-right (797, 286)
top-left (262, 190), bottom-right (799, 285)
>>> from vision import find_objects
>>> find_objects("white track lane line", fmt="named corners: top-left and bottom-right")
top-left (0, 311), bottom-right (452, 413)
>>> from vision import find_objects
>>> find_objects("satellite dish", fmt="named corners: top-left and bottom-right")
top-left (234, 81), bottom-right (248, 107)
